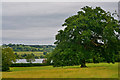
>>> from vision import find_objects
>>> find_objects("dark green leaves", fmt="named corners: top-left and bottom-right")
top-left (51, 6), bottom-right (120, 67)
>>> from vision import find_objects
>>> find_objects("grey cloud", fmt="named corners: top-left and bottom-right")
top-left (2, 15), bottom-right (66, 30)
top-left (2, 2), bottom-right (81, 16)
top-left (3, 2), bottom-right (118, 16)
top-left (2, 2), bottom-right (118, 45)
top-left (2, 27), bottom-right (58, 39)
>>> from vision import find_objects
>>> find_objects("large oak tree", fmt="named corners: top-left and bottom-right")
top-left (50, 6), bottom-right (120, 67)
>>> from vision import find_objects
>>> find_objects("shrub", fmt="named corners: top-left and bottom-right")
top-left (10, 63), bottom-right (49, 67)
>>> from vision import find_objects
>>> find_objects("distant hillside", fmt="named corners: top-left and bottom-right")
top-left (2, 44), bottom-right (55, 53)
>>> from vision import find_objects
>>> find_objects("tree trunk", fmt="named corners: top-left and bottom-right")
top-left (81, 63), bottom-right (87, 67)
top-left (81, 59), bottom-right (87, 68)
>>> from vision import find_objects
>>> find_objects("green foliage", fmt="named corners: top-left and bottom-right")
top-left (11, 63), bottom-right (49, 67)
top-left (2, 44), bottom-right (55, 59)
top-left (2, 47), bottom-right (16, 71)
top-left (50, 6), bottom-right (120, 67)
top-left (14, 52), bottom-right (44, 59)
top-left (43, 51), bottom-right (47, 55)
top-left (25, 54), bottom-right (35, 63)
top-left (14, 52), bottom-right (46, 59)
top-left (2, 44), bottom-right (55, 52)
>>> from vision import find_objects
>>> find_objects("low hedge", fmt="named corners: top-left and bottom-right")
top-left (10, 63), bottom-right (50, 67)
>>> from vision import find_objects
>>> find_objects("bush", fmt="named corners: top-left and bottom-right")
top-left (32, 63), bottom-right (49, 66)
top-left (10, 63), bottom-right (49, 67)
top-left (2, 66), bottom-right (10, 71)
top-left (11, 63), bottom-right (32, 67)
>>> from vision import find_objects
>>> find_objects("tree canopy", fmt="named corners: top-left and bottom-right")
top-left (26, 54), bottom-right (35, 63)
top-left (2, 44), bottom-right (55, 52)
top-left (50, 6), bottom-right (120, 67)
top-left (2, 47), bottom-right (16, 71)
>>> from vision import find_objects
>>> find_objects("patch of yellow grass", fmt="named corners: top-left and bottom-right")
top-left (14, 52), bottom-right (43, 56)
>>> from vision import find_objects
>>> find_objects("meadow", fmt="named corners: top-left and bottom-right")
top-left (2, 63), bottom-right (118, 78)
top-left (14, 51), bottom-right (43, 56)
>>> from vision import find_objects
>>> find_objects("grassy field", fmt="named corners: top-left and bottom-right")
top-left (14, 51), bottom-right (43, 56)
top-left (2, 63), bottom-right (118, 78)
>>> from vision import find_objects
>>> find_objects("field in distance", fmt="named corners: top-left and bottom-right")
top-left (2, 63), bottom-right (118, 78)
top-left (14, 51), bottom-right (43, 56)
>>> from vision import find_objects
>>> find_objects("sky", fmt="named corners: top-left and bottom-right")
top-left (2, 2), bottom-right (118, 45)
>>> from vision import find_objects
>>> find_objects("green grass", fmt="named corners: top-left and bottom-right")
top-left (14, 51), bottom-right (43, 56)
top-left (2, 63), bottom-right (118, 78)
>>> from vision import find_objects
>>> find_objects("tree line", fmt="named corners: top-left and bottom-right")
top-left (15, 53), bottom-right (46, 59)
top-left (2, 44), bottom-right (55, 52)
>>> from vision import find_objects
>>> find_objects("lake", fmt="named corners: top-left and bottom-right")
top-left (13, 59), bottom-right (45, 63)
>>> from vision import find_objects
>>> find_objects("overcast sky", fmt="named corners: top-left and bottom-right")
top-left (2, 2), bottom-right (118, 45)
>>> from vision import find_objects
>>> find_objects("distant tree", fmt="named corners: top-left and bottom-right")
top-left (14, 53), bottom-right (20, 59)
top-left (8, 43), bottom-right (13, 47)
top-left (43, 51), bottom-right (47, 55)
top-left (40, 55), bottom-right (45, 58)
top-left (21, 54), bottom-right (27, 58)
top-left (46, 53), bottom-right (53, 64)
top-left (26, 54), bottom-right (35, 63)
top-left (50, 6), bottom-right (120, 67)
top-left (31, 53), bottom-right (35, 56)
top-left (14, 53), bottom-right (17, 55)
top-left (35, 56), bottom-right (39, 59)
top-left (2, 47), bottom-right (16, 71)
